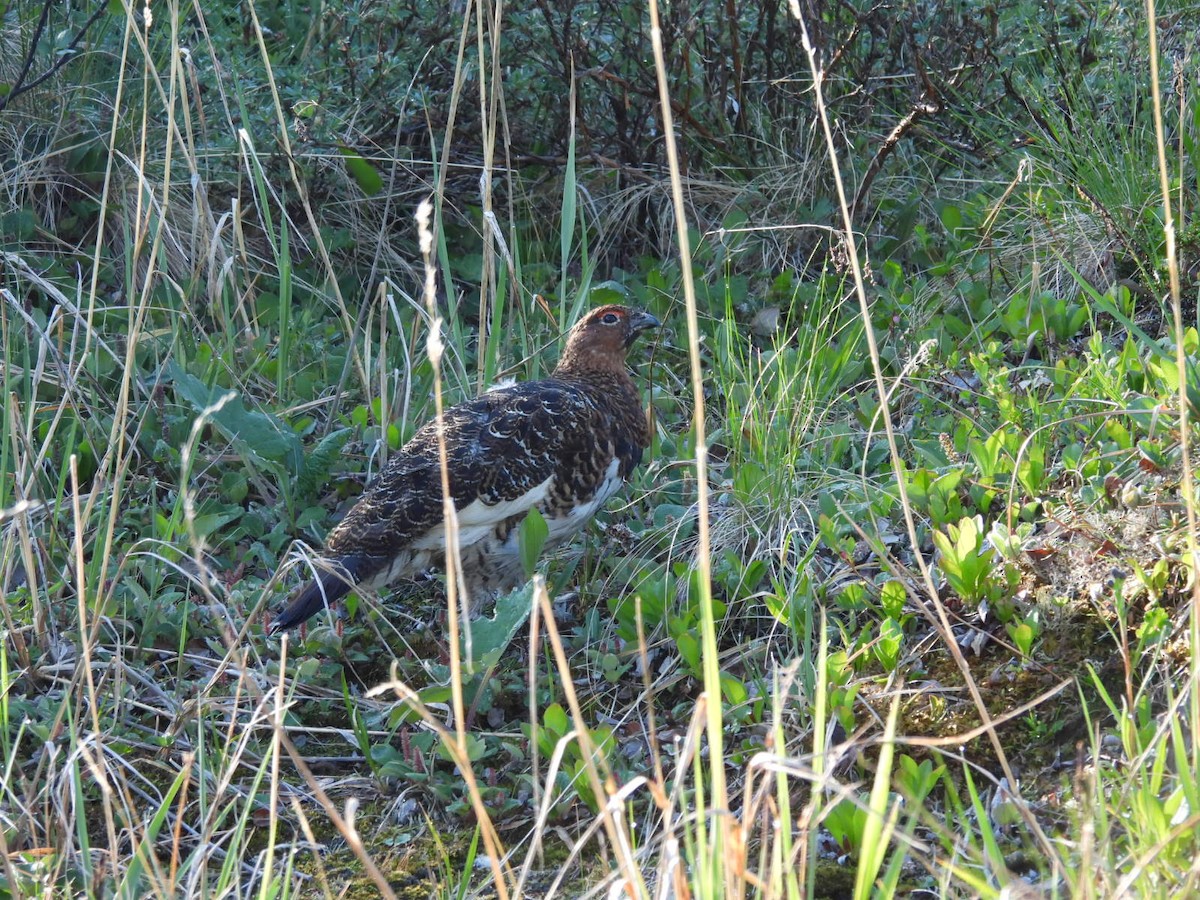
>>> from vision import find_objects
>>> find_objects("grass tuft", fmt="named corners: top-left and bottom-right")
top-left (1, 0), bottom-right (1198, 897)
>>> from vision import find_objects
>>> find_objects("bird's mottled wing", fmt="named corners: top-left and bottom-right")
top-left (323, 381), bottom-right (599, 562)
top-left (468, 382), bottom-right (599, 505)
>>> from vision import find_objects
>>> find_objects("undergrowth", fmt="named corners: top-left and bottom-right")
top-left (1, 0), bottom-right (1198, 897)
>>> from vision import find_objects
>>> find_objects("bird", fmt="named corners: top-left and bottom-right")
top-left (267, 304), bottom-right (660, 634)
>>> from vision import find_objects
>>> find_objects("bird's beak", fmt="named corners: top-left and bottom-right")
top-left (629, 310), bottom-right (661, 333)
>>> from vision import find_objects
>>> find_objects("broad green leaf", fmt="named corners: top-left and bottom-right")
top-left (675, 631), bottom-right (700, 674)
top-left (874, 616), bottom-right (904, 671)
top-left (544, 702), bottom-right (569, 737)
top-left (169, 366), bottom-right (303, 473)
top-left (190, 511), bottom-right (239, 538)
top-left (339, 146), bottom-right (383, 195)
top-left (720, 673), bottom-right (748, 705)
top-left (463, 581), bottom-right (533, 672)
top-left (880, 580), bottom-right (906, 619)
top-left (518, 508), bottom-right (549, 577)
top-left (437, 732), bottom-right (486, 763)
top-left (297, 427), bottom-right (352, 499)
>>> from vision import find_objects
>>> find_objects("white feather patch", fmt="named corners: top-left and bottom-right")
top-left (458, 475), bottom-right (554, 526)
top-left (367, 460), bottom-right (623, 588)
top-left (404, 475), bottom-right (554, 553)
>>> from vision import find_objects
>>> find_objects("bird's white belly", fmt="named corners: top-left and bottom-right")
top-left (362, 459), bottom-right (623, 593)
top-left (364, 547), bottom-right (437, 589)
top-left (456, 475), bottom-right (554, 527)
top-left (403, 474), bottom-right (554, 554)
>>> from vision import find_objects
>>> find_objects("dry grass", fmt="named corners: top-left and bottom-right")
top-left (1, 1), bottom-right (1198, 898)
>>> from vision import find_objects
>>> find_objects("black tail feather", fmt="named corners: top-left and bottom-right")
top-left (267, 559), bottom-right (360, 634)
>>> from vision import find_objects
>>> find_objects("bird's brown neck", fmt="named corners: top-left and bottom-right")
top-left (553, 347), bottom-right (632, 378)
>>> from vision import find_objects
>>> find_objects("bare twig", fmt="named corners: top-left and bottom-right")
top-left (0, 1), bottom-right (109, 114)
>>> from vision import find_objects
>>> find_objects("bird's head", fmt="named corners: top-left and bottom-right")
top-left (555, 305), bottom-right (660, 374)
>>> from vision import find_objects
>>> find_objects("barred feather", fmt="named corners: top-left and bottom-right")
top-left (267, 305), bottom-right (658, 634)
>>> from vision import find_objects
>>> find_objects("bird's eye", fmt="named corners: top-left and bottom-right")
top-left (600, 312), bottom-right (621, 325)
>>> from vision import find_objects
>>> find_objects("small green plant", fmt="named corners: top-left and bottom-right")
top-left (531, 703), bottom-right (615, 814)
top-left (825, 651), bottom-right (859, 733)
top-left (873, 616), bottom-right (905, 672)
top-left (762, 567), bottom-right (819, 645)
top-left (873, 579), bottom-right (911, 672)
top-left (669, 568), bottom-right (729, 679)
top-left (933, 515), bottom-right (1020, 619)
top-left (967, 426), bottom-right (1013, 482)
top-left (997, 290), bottom-right (1089, 347)
top-left (817, 510), bottom-right (857, 561)
top-left (905, 466), bottom-right (967, 527)
top-left (824, 795), bottom-right (870, 857)
top-left (893, 755), bottom-right (944, 806)
top-left (607, 567), bottom-right (672, 640)
top-left (987, 519), bottom-right (1035, 563)
top-left (1005, 610), bottom-right (1040, 658)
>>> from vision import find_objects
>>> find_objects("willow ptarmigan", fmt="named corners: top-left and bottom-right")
top-left (267, 305), bottom-right (659, 634)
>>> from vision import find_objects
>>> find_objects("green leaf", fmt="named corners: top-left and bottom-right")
top-left (653, 503), bottom-right (690, 528)
top-left (297, 427), bottom-right (352, 499)
top-left (544, 702), bottom-right (569, 737)
top-left (589, 280), bottom-right (629, 300)
top-left (190, 511), bottom-right (239, 538)
top-left (295, 506), bottom-right (325, 529)
top-left (0, 208), bottom-right (36, 240)
top-left (880, 580), bottom-right (906, 619)
top-left (219, 471), bottom-right (249, 503)
top-left (1006, 619), bottom-right (1036, 657)
top-left (342, 672), bottom-right (379, 777)
top-left (954, 515), bottom-right (980, 559)
top-left (560, 89), bottom-right (578, 311)
top-left (168, 366), bottom-right (303, 473)
top-left (675, 631), bottom-right (700, 674)
top-left (463, 581), bottom-right (533, 672)
top-left (437, 732), bottom-right (486, 763)
top-left (939, 203), bottom-right (962, 233)
top-left (720, 673), bottom-right (747, 705)
top-left (825, 796), bottom-right (868, 855)
top-left (518, 509), bottom-right (549, 578)
top-left (874, 616), bottom-right (904, 671)
top-left (339, 146), bottom-right (383, 196)
top-left (1016, 442), bottom-right (1046, 496)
